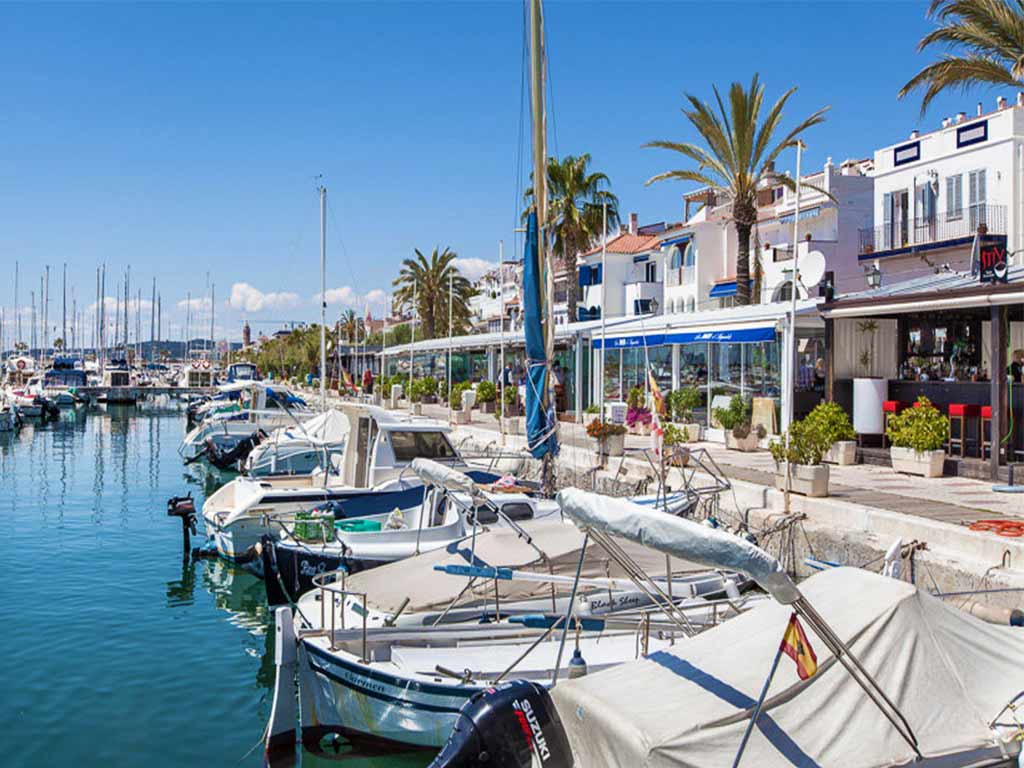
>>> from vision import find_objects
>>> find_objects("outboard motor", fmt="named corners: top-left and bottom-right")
top-left (167, 493), bottom-right (198, 559)
top-left (430, 680), bottom-right (574, 768)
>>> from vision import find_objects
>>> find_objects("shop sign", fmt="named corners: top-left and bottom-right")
top-left (979, 244), bottom-right (1008, 283)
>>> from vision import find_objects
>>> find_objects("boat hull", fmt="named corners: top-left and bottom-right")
top-left (303, 641), bottom-right (479, 748)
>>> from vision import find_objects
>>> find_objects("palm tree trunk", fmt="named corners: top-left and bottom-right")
top-left (565, 249), bottom-right (579, 324)
top-left (734, 220), bottom-right (752, 306)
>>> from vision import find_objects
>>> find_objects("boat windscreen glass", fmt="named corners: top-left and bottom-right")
top-left (389, 430), bottom-right (456, 462)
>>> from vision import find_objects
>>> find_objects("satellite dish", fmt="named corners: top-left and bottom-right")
top-left (798, 250), bottom-right (826, 288)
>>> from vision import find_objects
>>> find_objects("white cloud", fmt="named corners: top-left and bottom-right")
top-left (87, 296), bottom-right (155, 314)
top-left (315, 286), bottom-right (387, 309)
top-left (229, 282), bottom-right (300, 312)
top-left (177, 297), bottom-right (212, 312)
top-left (453, 257), bottom-right (497, 282)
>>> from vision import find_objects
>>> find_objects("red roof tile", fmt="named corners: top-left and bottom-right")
top-left (581, 232), bottom-right (662, 258)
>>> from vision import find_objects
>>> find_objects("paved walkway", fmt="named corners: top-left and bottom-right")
top-left (310, 389), bottom-right (1022, 527)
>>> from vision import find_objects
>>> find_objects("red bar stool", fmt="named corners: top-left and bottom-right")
top-left (882, 400), bottom-right (908, 448)
top-left (980, 405), bottom-right (993, 458)
top-left (948, 403), bottom-right (980, 457)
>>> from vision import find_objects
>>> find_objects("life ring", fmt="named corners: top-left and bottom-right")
top-left (202, 360), bottom-right (211, 369)
top-left (969, 519), bottom-right (1024, 537)
top-left (192, 361), bottom-right (200, 369)
top-left (16, 359), bottom-right (25, 370)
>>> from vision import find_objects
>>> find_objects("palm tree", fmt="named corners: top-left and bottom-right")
top-left (645, 75), bottom-right (829, 305)
top-left (337, 308), bottom-right (364, 344)
top-left (392, 247), bottom-right (475, 339)
top-left (524, 154), bottom-right (619, 322)
top-left (899, 0), bottom-right (1024, 114)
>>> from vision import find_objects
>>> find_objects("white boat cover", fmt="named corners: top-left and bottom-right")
top-left (277, 410), bottom-right (349, 445)
top-left (342, 517), bottom-right (707, 615)
top-left (558, 488), bottom-right (800, 604)
top-left (411, 458), bottom-right (477, 496)
top-left (552, 567), bottom-right (1024, 767)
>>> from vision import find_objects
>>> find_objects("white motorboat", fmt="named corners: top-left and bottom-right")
top-left (178, 381), bottom-right (313, 462)
top-left (3, 357), bottom-right (43, 416)
top-left (243, 409), bottom-right (349, 477)
top-left (420, 489), bottom-right (1024, 768)
top-left (200, 404), bottom-right (504, 560)
top-left (260, 458), bottom-right (564, 603)
top-left (268, 491), bottom-right (757, 751)
top-left (41, 356), bottom-right (87, 406)
top-left (0, 397), bottom-right (19, 432)
top-left (98, 355), bottom-right (138, 403)
top-left (178, 358), bottom-right (217, 388)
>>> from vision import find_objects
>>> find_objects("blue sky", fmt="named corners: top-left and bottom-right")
top-left (0, 1), bottom-right (1000, 342)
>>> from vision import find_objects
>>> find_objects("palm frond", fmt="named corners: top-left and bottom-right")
top-left (899, 54), bottom-right (1020, 113)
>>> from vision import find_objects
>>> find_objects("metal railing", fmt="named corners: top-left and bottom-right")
top-left (665, 265), bottom-right (694, 287)
top-left (859, 204), bottom-right (1006, 255)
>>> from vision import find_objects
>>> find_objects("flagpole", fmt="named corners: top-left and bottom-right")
top-left (499, 240), bottom-right (506, 435)
top-left (731, 633), bottom-right (787, 768)
top-left (784, 141), bottom-right (802, 513)
top-left (408, 281), bottom-right (416, 413)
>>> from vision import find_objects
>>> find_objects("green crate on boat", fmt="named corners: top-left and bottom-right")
top-left (335, 519), bottom-right (382, 533)
top-left (294, 511), bottom-right (331, 541)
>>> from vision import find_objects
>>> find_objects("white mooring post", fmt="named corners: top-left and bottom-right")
top-left (265, 606), bottom-right (297, 759)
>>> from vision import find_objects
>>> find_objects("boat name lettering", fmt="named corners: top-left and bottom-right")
top-left (299, 560), bottom-right (327, 577)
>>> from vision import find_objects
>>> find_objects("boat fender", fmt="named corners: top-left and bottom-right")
top-left (1012, 609), bottom-right (1024, 628)
top-left (429, 680), bottom-right (573, 768)
top-left (567, 649), bottom-right (588, 679)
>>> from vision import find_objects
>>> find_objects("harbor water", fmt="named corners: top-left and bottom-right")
top-left (1, 404), bottom-right (430, 767)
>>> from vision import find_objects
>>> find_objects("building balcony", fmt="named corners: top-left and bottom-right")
top-left (858, 204), bottom-right (1006, 259)
top-left (577, 306), bottom-right (601, 322)
top-left (665, 265), bottom-right (695, 288)
top-left (625, 280), bottom-right (663, 315)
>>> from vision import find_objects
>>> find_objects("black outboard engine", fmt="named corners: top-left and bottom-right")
top-left (430, 680), bottom-right (574, 768)
top-left (166, 493), bottom-right (198, 558)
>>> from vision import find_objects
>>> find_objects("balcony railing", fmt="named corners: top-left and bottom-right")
top-left (859, 204), bottom-right (1006, 255)
top-left (665, 265), bottom-right (695, 287)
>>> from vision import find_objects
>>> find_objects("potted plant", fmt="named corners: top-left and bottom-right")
top-left (662, 423), bottom-right (691, 466)
top-left (769, 418), bottom-right (832, 497)
top-left (668, 386), bottom-right (702, 442)
top-left (501, 384), bottom-right (521, 417)
top-left (587, 419), bottom-right (627, 457)
top-left (419, 376), bottom-right (439, 404)
top-left (714, 395), bottom-right (763, 451)
top-left (409, 378), bottom-right (425, 415)
top-left (806, 402), bottom-right (857, 465)
top-left (583, 403), bottom-right (601, 427)
top-left (626, 386), bottom-right (652, 435)
top-left (886, 396), bottom-right (949, 478)
top-left (476, 380), bottom-right (498, 413)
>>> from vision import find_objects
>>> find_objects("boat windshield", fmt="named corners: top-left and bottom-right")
top-left (389, 430), bottom-right (456, 462)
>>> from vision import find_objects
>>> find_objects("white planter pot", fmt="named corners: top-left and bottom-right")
top-left (595, 433), bottom-right (625, 457)
top-left (775, 464), bottom-right (830, 497)
top-left (679, 423), bottom-right (702, 443)
top-left (503, 417), bottom-right (522, 435)
top-left (890, 446), bottom-right (945, 478)
top-left (412, 403), bottom-right (423, 416)
top-left (824, 440), bottom-right (857, 466)
top-left (853, 378), bottom-right (886, 435)
top-left (725, 432), bottom-right (759, 452)
top-left (454, 410), bottom-right (472, 425)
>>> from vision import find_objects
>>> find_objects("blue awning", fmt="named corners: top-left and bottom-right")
top-left (777, 206), bottom-right (822, 225)
top-left (708, 279), bottom-right (754, 298)
top-left (593, 324), bottom-right (776, 349)
top-left (660, 234), bottom-right (692, 247)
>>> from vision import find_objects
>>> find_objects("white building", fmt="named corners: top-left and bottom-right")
top-left (657, 158), bottom-right (873, 315)
top-left (468, 260), bottom-right (521, 333)
top-left (862, 94), bottom-right (1024, 283)
top-left (576, 221), bottom-right (668, 322)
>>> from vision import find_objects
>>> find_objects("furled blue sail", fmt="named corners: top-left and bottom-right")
top-left (522, 211), bottom-right (558, 460)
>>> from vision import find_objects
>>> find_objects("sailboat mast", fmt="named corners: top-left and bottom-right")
top-left (528, 0), bottom-right (555, 409)
top-left (319, 185), bottom-right (327, 411)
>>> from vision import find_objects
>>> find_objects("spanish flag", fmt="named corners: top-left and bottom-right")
top-left (780, 613), bottom-right (817, 680)
top-left (647, 367), bottom-right (666, 419)
top-left (342, 369), bottom-right (355, 391)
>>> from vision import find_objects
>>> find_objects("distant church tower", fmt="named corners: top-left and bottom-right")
top-left (242, 320), bottom-right (251, 347)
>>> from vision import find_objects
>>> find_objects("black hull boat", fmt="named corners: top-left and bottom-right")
top-left (260, 535), bottom-right (368, 606)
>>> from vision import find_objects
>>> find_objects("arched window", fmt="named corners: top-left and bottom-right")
top-left (773, 280), bottom-right (805, 303)
top-left (683, 240), bottom-right (696, 267)
top-left (669, 245), bottom-right (683, 270)
top-left (687, 296), bottom-right (696, 313)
